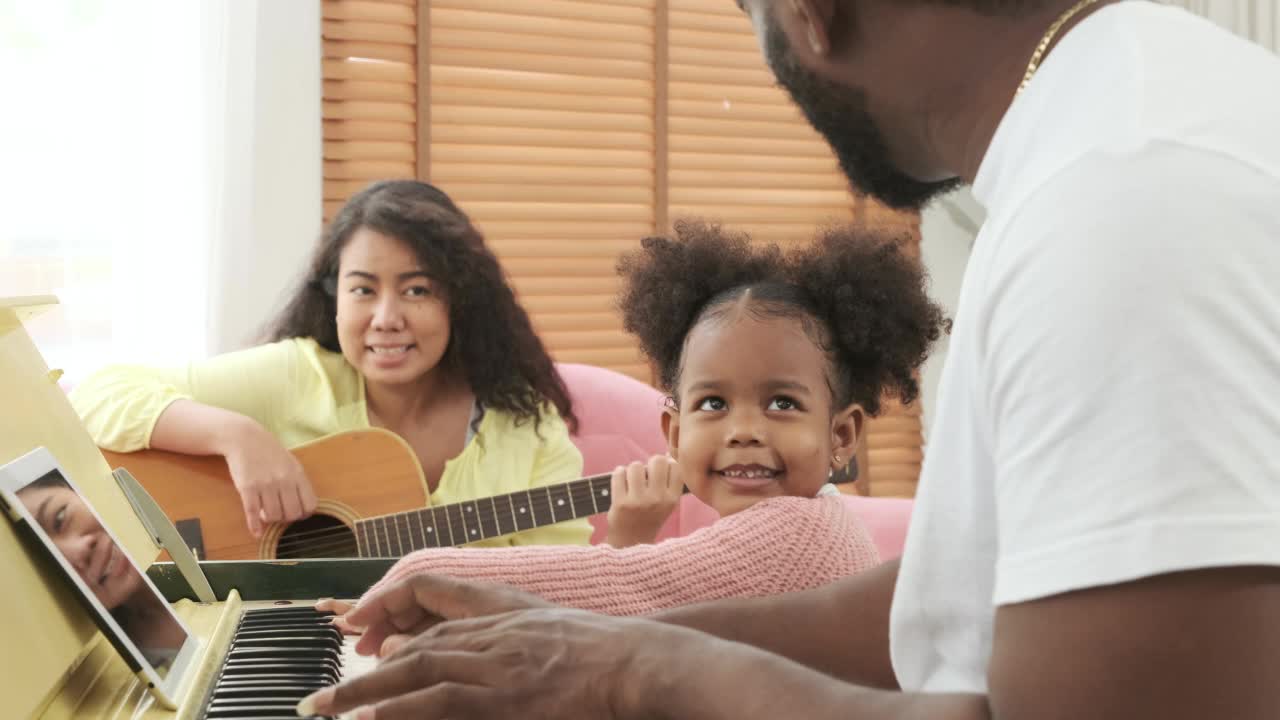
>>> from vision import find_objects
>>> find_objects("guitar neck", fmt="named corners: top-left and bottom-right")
top-left (353, 473), bottom-right (614, 557)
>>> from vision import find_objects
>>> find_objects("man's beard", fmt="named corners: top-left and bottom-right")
top-left (764, 21), bottom-right (960, 211)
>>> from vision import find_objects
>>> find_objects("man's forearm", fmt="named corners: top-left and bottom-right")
top-left (637, 628), bottom-right (987, 720)
top-left (651, 558), bottom-right (900, 689)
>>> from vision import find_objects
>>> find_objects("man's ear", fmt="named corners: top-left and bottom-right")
top-left (830, 402), bottom-right (864, 472)
top-left (788, 0), bottom-right (836, 56)
top-left (661, 401), bottom-right (680, 460)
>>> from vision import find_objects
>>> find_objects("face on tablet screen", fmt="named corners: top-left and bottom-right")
top-left (16, 471), bottom-right (189, 675)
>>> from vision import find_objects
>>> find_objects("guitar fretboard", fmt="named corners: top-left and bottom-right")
top-left (353, 473), bottom-right (613, 557)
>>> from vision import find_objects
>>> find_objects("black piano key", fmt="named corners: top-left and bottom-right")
top-left (207, 707), bottom-right (319, 718)
top-left (215, 675), bottom-right (331, 687)
top-left (236, 619), bottom-right (340, 630)
top-left (237, 617), bottom-right (334, 629)
top-left (235, 621), bottom-right (336, 630)
top-left (204, 712), bottom-right (327, 717)
top-left (237, 618), bottom-right (334, 630)
top-left (227, 646), bottom-right (340, 662)
top-left (232, 636), bottom-right (340, 650)
top-left (242, 607), bottom-right (332, 618)
top-left (211, 691), bottom-right (316, 702)
top-left (219, 662), bottom-right (339, 683)
top-left (202, 606), bottom-right (353, 720)
top-left (236, 632), bottom-right (335, 645)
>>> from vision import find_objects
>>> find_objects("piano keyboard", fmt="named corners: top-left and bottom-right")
top-left (202, 606), bottom-right (377, 720)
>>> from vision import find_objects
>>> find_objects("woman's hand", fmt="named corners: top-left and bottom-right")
top-left (605, 456), bottom-right (683, 548)
top-left (220, 419), bottom-right (318, 537)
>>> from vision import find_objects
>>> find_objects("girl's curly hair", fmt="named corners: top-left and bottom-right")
top-left (616, 219), bottom-right (946, 416)
top-left (265, 180), bottom-right (575, 432)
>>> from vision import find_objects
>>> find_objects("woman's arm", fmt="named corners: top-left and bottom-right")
top-left (149, 399), bottom-right (316, 536)
top-left (69, 340), bottom-right (299, 451)
top-left (70, 340), bottom-right (318, 535)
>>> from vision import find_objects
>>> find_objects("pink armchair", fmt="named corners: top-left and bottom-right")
top-left (556, 363), bottom-right (914, 559)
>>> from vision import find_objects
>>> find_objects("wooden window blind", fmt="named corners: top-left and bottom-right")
top-left (667, 0), bottom-right (855, 243)
top-left (321, 0), bottom-right (925, 496)
top-left (425, 0), bottom-right (657, 380)
top-left (322, 0), bottom-right (419, 223)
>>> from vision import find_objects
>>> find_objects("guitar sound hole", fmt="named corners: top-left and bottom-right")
top-left (275, 514), bottom-right (358, 559)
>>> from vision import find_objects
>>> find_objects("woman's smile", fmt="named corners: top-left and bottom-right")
top-left (366, 342), bottom-right (418, 369)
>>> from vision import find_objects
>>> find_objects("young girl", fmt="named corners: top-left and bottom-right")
top-left (337, 219), bottom-right (946, 615)
top-left (70, 181), bottom-right (595, 548)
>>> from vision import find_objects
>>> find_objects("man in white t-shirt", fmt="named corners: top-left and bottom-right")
top-left (302, 2), bottom-right (1280, 718)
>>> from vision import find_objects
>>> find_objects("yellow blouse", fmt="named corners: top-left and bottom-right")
top-left (68, 337), bottom-right (591, 548)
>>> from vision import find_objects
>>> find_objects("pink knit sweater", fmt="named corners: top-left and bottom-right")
top-left (365, 494), bottom-right (881, 616)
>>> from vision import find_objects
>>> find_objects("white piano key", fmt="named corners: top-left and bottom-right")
top-left (340, 634), bottom-right (380, 679)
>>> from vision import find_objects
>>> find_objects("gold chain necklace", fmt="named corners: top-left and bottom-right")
top-left (1017, 0), bottom-right (1100, 94)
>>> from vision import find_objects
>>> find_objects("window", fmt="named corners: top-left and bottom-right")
top-left (1, 1), bottom-right (211, 383)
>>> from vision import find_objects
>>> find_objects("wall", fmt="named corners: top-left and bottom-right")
top-left (918, 190), bottom-right (983, 437)
top-left (1167, 0), bottom-right (1279, 51)
top-left (206, 0), bottom-right (323, 353)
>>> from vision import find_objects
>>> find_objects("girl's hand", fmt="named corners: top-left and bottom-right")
top-left (605, 456), bottom-right (682, 547)
top-left (220, 420), bottom-right (318, 538)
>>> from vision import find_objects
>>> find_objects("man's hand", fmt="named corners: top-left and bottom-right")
top-left (341, 574), bottom-right (557, 657)
top-left (314, 598), bottom-right (361, 635)
top-left (297, 608), bottom-right (677, 720)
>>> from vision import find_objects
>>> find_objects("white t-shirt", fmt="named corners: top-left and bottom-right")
top-left (890, 2), bottom-right (1280, 693)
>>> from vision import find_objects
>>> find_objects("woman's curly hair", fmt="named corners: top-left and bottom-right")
top-left (616, 219), bottom-right (946, 416)
top-left (265, 180), bottom-right (575, 432)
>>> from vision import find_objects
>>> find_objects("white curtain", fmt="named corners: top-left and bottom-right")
top-left (0, 1), bottom-right (321, 384)
top-left (1166, 0), bottom-right (1280, 52)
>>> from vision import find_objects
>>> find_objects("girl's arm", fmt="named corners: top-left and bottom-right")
top-left (365, 495), bottom-right (877, 616)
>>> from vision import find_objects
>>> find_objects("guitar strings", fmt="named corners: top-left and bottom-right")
top-left (268, 484), bottom-right (606, 547)
top-left (267, 475), bottom-right (611, 549)
top-left (272, 497), bottom-right (599, 555)
top-left (275, 539), bottom-right (363, 557)
top-left (272, 485), bottom-right (609, 555)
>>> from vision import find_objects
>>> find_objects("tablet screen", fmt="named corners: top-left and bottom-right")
top-left (20, 468), bottom-right (191, 672)
top-left (0, 448), bottom-right (198, 705)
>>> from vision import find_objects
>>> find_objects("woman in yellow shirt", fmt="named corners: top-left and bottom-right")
top-left (70, 180), bottom-right (594, 548)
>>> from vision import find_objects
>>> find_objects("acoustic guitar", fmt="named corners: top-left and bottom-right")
top-left (99, 428), bottom-right (615, 561)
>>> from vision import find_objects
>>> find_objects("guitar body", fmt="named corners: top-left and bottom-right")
top-left (100, 428), bottom-right (429, 561)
